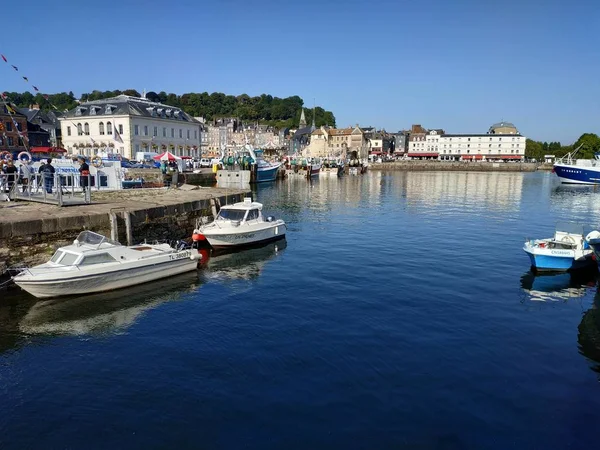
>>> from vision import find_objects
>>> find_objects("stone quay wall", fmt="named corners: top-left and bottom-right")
top-left (369, 161), bottom-right (538, 172)
top-left (0, 187), bottom-right (249, 270)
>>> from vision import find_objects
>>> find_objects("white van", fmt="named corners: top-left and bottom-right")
top-left (136, 152), bottom-right (159, 163)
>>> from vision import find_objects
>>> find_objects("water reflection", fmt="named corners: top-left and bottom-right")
top-left (18, 271), bottom-right (202, 336)
top-left (402, 171), bottom-right (525, 212)
top-left (520, 269), bottom-right (597, 302)
top-left (202, 240), bottom-right (286, 283)
top-left (551, 184), bottom-right (600, 224)
top-left (578, 288), bottom-right (600, 378)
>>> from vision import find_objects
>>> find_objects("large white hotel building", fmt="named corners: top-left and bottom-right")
top-left (408, 122), bottom-right (525, 161)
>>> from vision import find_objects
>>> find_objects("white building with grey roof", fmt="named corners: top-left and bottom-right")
top-left (59, 95), bottom-right (202, 159)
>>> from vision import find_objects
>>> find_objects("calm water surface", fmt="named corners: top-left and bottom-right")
top-left (2, 171), bottom-right (600, 449)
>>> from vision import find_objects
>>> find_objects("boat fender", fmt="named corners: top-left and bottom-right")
top-left (192, 232), bottom-right (206, 242)
top-left (17, 151), bottom-right (31, 163)
top-left (190, 251), bottom-right (202, 261)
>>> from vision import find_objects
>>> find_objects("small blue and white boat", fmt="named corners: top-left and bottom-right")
top-left (523, 224), bottom-right (595, 272)
top-left (553, 146), bottom-right (600, 185)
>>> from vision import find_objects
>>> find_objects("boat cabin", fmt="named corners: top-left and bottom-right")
top-left (216, 198), bottom-right (267, 224)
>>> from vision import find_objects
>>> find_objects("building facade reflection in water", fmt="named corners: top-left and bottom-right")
top-left (395, 171), bottom-right (524, 213)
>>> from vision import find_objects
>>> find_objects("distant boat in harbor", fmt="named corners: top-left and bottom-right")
top-left (553, 146), bottom-right (600, 184)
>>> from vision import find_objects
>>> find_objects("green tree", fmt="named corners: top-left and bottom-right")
top-left (573, 133), bottom-right (600, 158)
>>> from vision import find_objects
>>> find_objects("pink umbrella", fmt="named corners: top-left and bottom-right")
top-left (153, 151), bottom-right (180, 162)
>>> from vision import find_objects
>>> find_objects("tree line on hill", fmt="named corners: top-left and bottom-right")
top-left (526, 133), bottom-right (600, 161)
top-left (3, 90), bottom-right (336, 130)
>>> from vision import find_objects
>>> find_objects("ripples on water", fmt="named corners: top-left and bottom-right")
top-left (2, 171), bottom-right (600, 449)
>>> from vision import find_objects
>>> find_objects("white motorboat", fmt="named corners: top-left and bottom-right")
top-left (13, 231), bottom-right (201, 299)
top-left (523, 224), bottom-right (595, 272)
top-left (194, 198), bottom-right (286, 248)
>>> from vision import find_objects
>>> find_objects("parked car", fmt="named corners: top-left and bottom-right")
top-left (199, 158), bottom-right (212, 168)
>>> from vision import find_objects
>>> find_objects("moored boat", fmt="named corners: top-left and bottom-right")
top-left (523, 224), bottom-right (595, 272)
top-left (553, 147), bottom-right (600, 185)
top-left (13, 231), bottom-right (201, 299)
top-left (193, 198), bottom-right (286, 248)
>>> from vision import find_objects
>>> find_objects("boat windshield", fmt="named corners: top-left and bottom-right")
top-left (217, 209), bottom-right (247, 221)
top-left (75, 231), bottom-right (120, 246)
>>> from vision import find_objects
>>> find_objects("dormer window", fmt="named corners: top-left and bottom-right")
top-left (75, 107), bottom-right (86, 116)
top-left (105, 104), bottom-right (116, 114)
top-left (89, 106), bottom-right (100, 116)
top-left (147, 107), bottom-right (157, 117)
top-left (166, 109), bottom-right (172, 117)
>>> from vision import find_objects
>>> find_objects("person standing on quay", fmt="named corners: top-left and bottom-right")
top-left (41, 158), bottom-right (55, 194)
top-left (78, 157), bottom-right (90, 193)
top-left (4, 160), bottom-right (18, 192)
top-left (19, 160), bottom-right (32, 193)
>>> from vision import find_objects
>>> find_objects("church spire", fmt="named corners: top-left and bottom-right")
top-left (299, 108), bottom-right (307, 129)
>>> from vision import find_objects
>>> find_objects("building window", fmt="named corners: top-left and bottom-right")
top-left (489, 144), bottom-right (492, 147)
top-left (194, 130), bottom-right (198, 140)
top-left (8, 137), bottom-right (14, 146)
top-left (135, 144), bottom-right (140, 152)
top-left (18, 137), bottom-right (23, 146)
top-left (99, 122), bottom-right (105, 135)
top-left (6, 122), bottom-right (12, 131)
top-left (143, 125), bottom-right (148, 136)
top-left (171, 128), bottom-right (174, 138)
top-left (119, 124), bottom-right (123, 134)
top-left (468, 138), bottom-right (471, 141)
top-left (84, 123), bottom-right (90, 135)
top-left (499, 137), bottom-right (502, 141)
top-left (77, 123), bottom-right (83, 135)
top-left (179, 129), bottom-right (183, 139)
top-left (134, 125), bottom-right (139, 136)
top-left (163, 127), bottom-right (166, 137)
top-left (187, 129), bottom-right (190, 139)
top-left (67, 126), bottom-right (71, 136)
top-left (16, 123), bottom-right (22, 131)
top-left (107, 122), bottom-right (112, 135)
top-left (153, 126), bottom-right (157, 137)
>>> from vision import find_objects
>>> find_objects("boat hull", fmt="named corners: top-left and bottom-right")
top-left (523, 246), bottom-right (594, 272)
top-left (14, 254), bottom-right (198, 299)
top-left (203, 222), bottom-right (286, 248)
top-left (553, 164), bottom-right (600, 185)
top-left (253, 164), bottom-right (281, 183)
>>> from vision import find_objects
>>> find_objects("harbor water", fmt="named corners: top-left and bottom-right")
top-left (2, 171), bottom-right (600, 449)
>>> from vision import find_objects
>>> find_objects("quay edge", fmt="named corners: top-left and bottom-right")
top-left (0, 187), bottom-right (250, 270)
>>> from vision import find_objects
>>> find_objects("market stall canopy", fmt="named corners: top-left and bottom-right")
top-left (30, 146), bottom-right (67, 153)
top-left (153, 151), bottom-right (180, 162)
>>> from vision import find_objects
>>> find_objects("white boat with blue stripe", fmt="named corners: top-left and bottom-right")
top-left (553, 146), bottom-right (600, 185)
top-left (523, 224), bottom-right (595, 272)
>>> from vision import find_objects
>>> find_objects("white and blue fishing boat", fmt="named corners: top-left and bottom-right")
top-left (229, 144), bottom-right (281, 183)
top-left (523, 224), bottom-right (595, 272)
top-left (553, 146), bottom-right (600, 185)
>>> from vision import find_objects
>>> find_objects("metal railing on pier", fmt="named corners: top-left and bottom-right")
top-left (9, 173), bottom-right (92, 206)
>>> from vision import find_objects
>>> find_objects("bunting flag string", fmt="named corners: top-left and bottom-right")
top-left (0, 51), bottom-right (66, 114)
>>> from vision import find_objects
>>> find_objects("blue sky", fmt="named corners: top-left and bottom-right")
top-left (2, 0), bottom-right (598, 143)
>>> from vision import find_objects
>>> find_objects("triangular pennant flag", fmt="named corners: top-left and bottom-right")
top-left (22, 76), bottom-right (28, 82)
top-left (11, 65), bottom-right (18, 71)
top-left (1, 54), bottom-right (6, 62)
top-left (0, 92), bottom-right (6, 99)
top-left (32, 86), bottom-right (39, 91)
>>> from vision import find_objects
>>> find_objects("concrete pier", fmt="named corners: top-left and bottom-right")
top-left (0, 186), bottom-right (249, 269)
